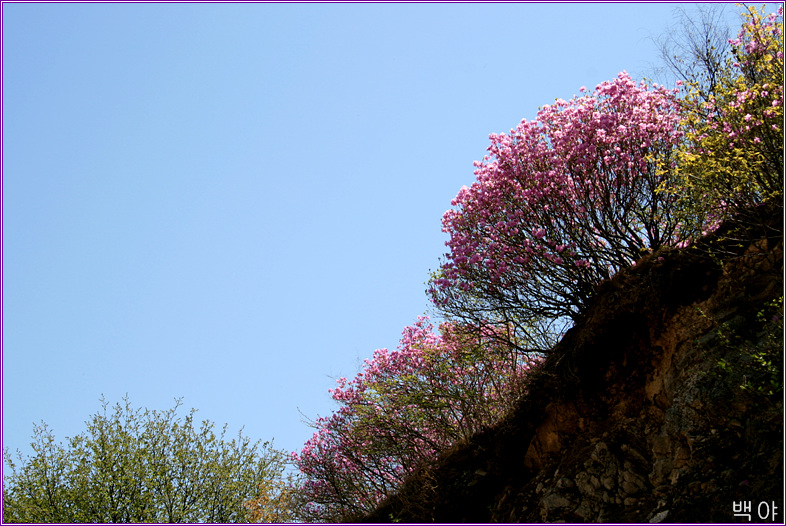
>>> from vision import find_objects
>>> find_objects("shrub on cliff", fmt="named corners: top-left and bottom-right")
top-left (667, 5), bottom-right (783, 238)
top-left (292, 318), bottom-right (536, 521)
top-left (428, 72), bottom-right (684, 350)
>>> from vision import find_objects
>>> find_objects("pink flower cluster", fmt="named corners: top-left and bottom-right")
top-left (292, 317), bottom-right (537, 520)
top-left (724, 5), bottom-right (783, 144)
top-left (431, 72), bottom-right (684, 326)
top-left (729, 6), bottom-right (784, 61)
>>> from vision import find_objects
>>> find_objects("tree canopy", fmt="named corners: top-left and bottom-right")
top-left (2, 397), bottom-right (291, 523)
top-left (429, 71), bottom-right (684, 350)
top-left (669, 5), bottom-right (783, 237)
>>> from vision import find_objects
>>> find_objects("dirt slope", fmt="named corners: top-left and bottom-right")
top-left (362, 205), bottom-right (783, 523)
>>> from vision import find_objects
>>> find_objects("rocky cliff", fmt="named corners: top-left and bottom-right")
top-left (362, 205), bottom-right (783, 523)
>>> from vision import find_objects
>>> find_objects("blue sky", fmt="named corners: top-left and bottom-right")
top-left (3, 3), bottom-right (747, 462)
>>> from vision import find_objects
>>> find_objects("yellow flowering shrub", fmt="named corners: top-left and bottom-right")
top-left (667, 5), bottom-right (783, 238)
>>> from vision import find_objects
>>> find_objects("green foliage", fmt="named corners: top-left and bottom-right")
top-left (712, 296), bottom-right (783, 399)
top-left (242, 477), bottom-right (305, 523)
top-left (2, 397), bottom-right (291, 523)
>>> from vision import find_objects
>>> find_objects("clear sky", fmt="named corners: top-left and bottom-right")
top-left (3, 2), bottom-right (747, 462)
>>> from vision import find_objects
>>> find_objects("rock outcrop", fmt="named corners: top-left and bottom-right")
top-left (363, 205), bottom-right (783, 523)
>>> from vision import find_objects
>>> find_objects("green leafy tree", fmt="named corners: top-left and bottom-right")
top-left (3, 397), bottom-right (292, 523)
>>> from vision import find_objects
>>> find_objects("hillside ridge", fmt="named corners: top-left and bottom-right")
top-left (362, 204), bottom-right (783, 523)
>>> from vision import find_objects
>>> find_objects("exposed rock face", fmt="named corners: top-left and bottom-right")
top-left (363, 208), bottom-right (783, 523)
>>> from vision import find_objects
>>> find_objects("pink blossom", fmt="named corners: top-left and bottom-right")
top-left (295, 317), bottom-right (539, 520)
top-left (430, 71), bottom-right (684, 341)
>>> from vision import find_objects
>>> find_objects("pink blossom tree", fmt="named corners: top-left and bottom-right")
top-left (429, 72), bottom-right (685, 349)
top-left (292, 317), bottom-right (537, 521)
